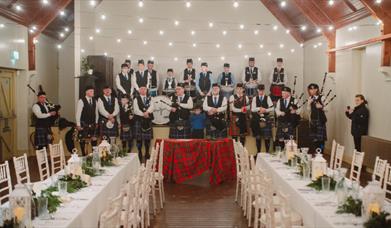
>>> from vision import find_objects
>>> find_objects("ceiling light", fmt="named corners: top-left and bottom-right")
top-left (100, 14), bottom-right (106, 20)
top-left (267, 52), bottom-right (272, 56)
top-left (64, 27), bottom-right (69, 32)
top-left (254, 30), bottom-right (259, 35)
top-left (89, 36), bottom-right (94, 40)
top-left (139, 18), bottom-right (144, 23)
top-left (316, 28), bottom-right (322, 33)
top-left (15, 4), bottom-right (22, 11)
top-left (151, 56), bottom-right (155, 60)
top-left (290, 49), bottom-right (295, 53)
top-left (216, 44), bottom-right (221, 48)
top-left (192, 43), bottom-right (197, 47)
top-left (81, 49), bottom-right (85, 53)
top-left (300, 43), bottom-right (304, 47)
top-left (138, 0), bottom-right (144, 8)
top-left (89, 0), bottom-right (96, 6)
top-left (186, 1), bottom-right (191, 8)
top-left (313, 44), bottom-right (318, 48)
top-left (328, 0), bottom-right (334, 6)
top-left (328, 25), bottom-right (334, 31)
top-left (95, 28), bottom-right (101, 33)
top-left (168, 42), bottom-right (173, 46)
top-left (104, 52), bottom-right (108, 56)
top-left (279, 44), bottom-right (284, 48)
top-left (259, 44), bottom-right (264, 48)
top-left (238, 44), bottom-right (242, 49)
top-left (128, 30), bottom-right (133, 34)
top-left (220, 56), bottom-right (225, 60)
top-left (117, 38), bottom-right (121, 43)
top-left (57, 44), bottom-right (62, 49)
top-left (159, 30), bottom-right (164, 35)
top-left (174, 20), bottom-right (180, 26)
top-left (33, 39), bottom-right (39, 44)
top-left (0, 24), bottom-right (4, 28)
top-left (239, 24), bottom-right (244, 29)
top-left (286, 29), bottom-right (290, 34)
top-left (273, 25), bottom-right (278, 31)
top-left (143, 40), bottom-right (148, 45)
top-left (59, 33), bottom-right (65, 38)
top-left (233, 1), bottom-right (239, 8)
top-left (198, 57), bottom-right (202, 61)
top-left (127, 54), bottom-right (131, 58)
top-left (32, 26), bottom-right (37, 31)
top-left (301, 25), bottom-right (307, 31)
top-left (42, 0), bottom-right (49, 5)
top-left (209, 22), bottom-right (214, 28)
top-left (280, 1), bottom-right (286, 7)
top-left (222, 30), bottom-right (227, 35)
top-left (244, 55), bottom-right (248, 59)
top-left (174, 57), bottom-right (178, 61)
top-left (59, 11), bottom-right (65, 16)
top-left (318, 42), bottom-right (322, 46)
top-left (376, 20), bottom-right (383, 25)
top-left (191, 30), bottom-right (195, 35)
top-left (375, 0), bottom-right (382, 3)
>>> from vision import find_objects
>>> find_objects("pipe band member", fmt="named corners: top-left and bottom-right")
top-left (345, 94), bottom-right (369, 152)
top-left (229, 83), bottom-right (249, 145)
top-left (275, 86), bottom-right (301, 149)
top-left (251, 84), bottom-right (274, 153)
top-left (119, 94), bottom-right (134, 153)
top-left (162, 68), bottom-right (177, 97)
top-left (169, 83), bottom-right (194, 139)
top-left (196, 62), bottom-right (214, 99)
top-left (132, 59), bottom-right (149, 95)
top-left (242, 57), bottom-right (261, 98)
top-left (203, 83), bottom-right (228, 139)
top-left (269, 58), bottom-right (288, 102)
top-left (133, 86), bottom-right (154, 162)
top-left (97, 86), bottom-right (120, 143)
top-left (76, 86), bottom-right (99, 155)
top-left (307, 83), bottom-right (327, 153)
top-left (183, 58), bottom-right (196, 98)
top-left (116, 63), bottom-right (133, 98)
top-left (218, 63), bottom-right (236, 100)
top-left (32, 91), bottom-right (56, 149)
top-left (146, 60), bottom-right (158, 97)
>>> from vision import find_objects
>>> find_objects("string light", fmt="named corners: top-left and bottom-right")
top-left (128, 30), bottom-right (133, 35)
top-left (57, 44), bottom-right (62, 49)
top-left (81, 49), bottom-right (85, 53)
top-left (33, 38), bottom-right (39, 44)
top-left (238, 44), bottom-right (243, 49)
top-left (259, 44), bottom-right (264, 48)
top-left (300, 43), bottom-right (304, 47)
top-left (117, 38), bottom-right (122, 43)
top-left (174, 20), bottom-right (180, 26)
top-left (64, 27), bottom-right (69, 32)
top-left (286, 29), bottom-right (290, 34)
top-left (328, 25), bottom-right (334, 31)
top-left (168, 42), bottom-right (173, 46)
top-left (59, 33), bottom-right (64, 38)
top-left (216, 44), bottom-right (221, 48)
top-left (127, 54), bottom-right (131, 58)
top-left (220, 56), bottom-right (225, 61)
top-left (138, 0), bottom-right (144, 8)
top-left (104, 52), bottom-right (108, 56)
top-left (191, 30), bottom-right (195, 35)
top-left (95, 28), bottom-right (101, 33)
top-left (328, 0), bottom-right (334, 6)
top-left (233, 1), bottom-right (239, 8)
top-left (375, 0), bottom-right (382, 3)
top-left (174, 57), bottom-right (178, 61)
top-left (279, 44), bottom-right (284, 48)
top-left (143, 40), bottom-right (148, 45)
top-left (192, 43), bottom-right (197, 47)
top-left (267, 52), bottom-right (272, 56)
top-left (290, 49), bottom-right (295, 53)
top-left (244, 55), bottom-right (248, 59)
top-left (185, 1), bottom-right (191, 8)
top-left (89, 36), bottom-right (94, 40)
top-left (0, 24), bottom-right (4, 28)
top-left (313, 44), bottom-right (318, 48)
top-left (151, 56), bottom-right (155, 60)
top-left (198, 57), bottom-right (202, 61)
top-left (318, 42), bottom-right (322, 46)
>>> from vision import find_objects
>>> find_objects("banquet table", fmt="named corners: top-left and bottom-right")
top-left (257, 153), bottom-right (368, 228)
top-left (158, 138), bottom-right (236, 185)
top-left (31, 153), bottom-right (140, 228)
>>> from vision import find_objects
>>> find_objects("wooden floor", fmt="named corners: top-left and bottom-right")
top-left (150, 172), bottom-right (247, 228)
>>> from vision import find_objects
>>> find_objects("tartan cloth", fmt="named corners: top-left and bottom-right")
top-left (229, 113), bottom-right (247, 137)
top-left (276, 121), bottom-right (296, 141)
top-left (120, 124), bottom-right (133, 141)
top-left (134, 119), bottom-right (153, 140)
top-left (169, 121), bottom-right (191, 139)
top-left (100, 122), bottom-right (119, 138)
top-left (156, 138), bottom-right (236, 185)
top-left (309, 120), bottom-right (327, 142)
top-left (34, 127), bottom-right (52, 148)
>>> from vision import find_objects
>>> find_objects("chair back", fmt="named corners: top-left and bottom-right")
top-left (0, 161), bottom-right (13, 205)
top-left (100, 207), bottom-right (121, 228)
top-left (383, 164), bottom-right (391, 202)
top-left (333, 144), bottom-right (345, 170)
top-left (158, 140), bottom-right (164, 175)
top-left (373, 156), bottom-right (388, 184)
top-left (349, 150), bottom-right (365, 182)
top-left (49, 142), bottom-right (65, 174)
top-left (13, 153), bottom-right (31, 184)
top-left (329, 139), bottom-right (337, 169)
top-left (36, 147), bottom-right (50, 181)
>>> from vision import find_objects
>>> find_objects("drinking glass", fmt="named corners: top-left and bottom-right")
top-left (292, 156), bottom-right (297, 168)
top-left (58, 181), bottom-right (68, 196)
top-left (37, 197), bottom-right (49, 219)
top-left (322, 176), bottom-right (331, 192)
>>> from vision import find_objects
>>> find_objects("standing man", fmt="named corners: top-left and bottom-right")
top-left (116, 63), bottom-right (133, 98)
top-left (345, 94), bottom-right (369, 151)
top-left (251, 84), bottom-right (274, 153)
top-left (97, 86), bottom-right (120, 142)
top-left (229, 83), bottom-right (249, 145)
top-left (242, 57), bottom-right (261, 98)
top-left (218, 63), bottom-right (236, 100)
top-left (162, 69), bottom-right (177, 97)
top-left (275, 87), bottom-right (301, 149)
top-left (118, 94), bottom-right (134, 153)
top-left (146, 60), bottom-right (158, 97)
top-left (168, 83), bottom-right (193, 139)
top-left (76, 86), bottom-right (99, 155)
top-left (183, 59), bottom-right (196, 98)
top-left (32, 91), bottom-right (56, 149)
top-left (196, 62), bottom-right (214, 99)
top-left (269, 58), bottom-right (288, 102)
top-left (307, 83), bottom-right (327, 153)
top-left (132, 60), bottom-right (149, 94)
top-left (203, 83), bottom-right (228, 139)
top-left (133, 86), bottom-right (154, 162)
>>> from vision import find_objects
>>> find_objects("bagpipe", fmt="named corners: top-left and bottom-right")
top-left (28, 84), bottom-right (61, 126)
top-left (231, 92), bottom-right (249, 129)
top-left (159, 98), bottom-right (191, 122)
top-left (135, 95), bottom-right (154, 132)
top-left (120, 102), bottom-right (134, 132)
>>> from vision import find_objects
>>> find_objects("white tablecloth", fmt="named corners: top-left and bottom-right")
top-left (32, 153), bottom-right (140, 228)
top-left (257, 153), bottom-right (365, 228)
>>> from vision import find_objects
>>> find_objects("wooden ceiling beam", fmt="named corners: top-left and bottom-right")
top-left (259, 0), bottom-right (305, 43)
top-left (342, 0), bottom-right (358, 12)
top-left (360, 0), bottom-right (391, 66)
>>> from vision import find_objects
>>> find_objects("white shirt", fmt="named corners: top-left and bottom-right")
top-left (32, 103), bottom-right (50, 119)
top-left (133, 95), bottom-right (154, 116)
top-left (97, 95), bottom-right (119, 118)
top-left (275, 96), bottom-right (301, 116)
top-left (116, 72), bottom-right (134, 95)
top-left (251, 95), bottom-right (274, 113)
top-left (242, 66), bottom-right (262, 84)
top-left (175, 95), bottom-right (193, 110)
top-left (229, 94), bottom-right (250, 113)
top-left (75, 96), bottom-right (99, 126)
top-left (203, 95), bottom-right (227, 113)
top-left (269, 67), bottom-right (288, 85)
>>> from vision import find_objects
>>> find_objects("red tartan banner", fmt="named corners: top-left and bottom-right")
top-left (156, 139), bottom-right (236, 185)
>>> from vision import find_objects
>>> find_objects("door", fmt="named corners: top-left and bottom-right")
top-left (0, 69), bottom-right (16, 162)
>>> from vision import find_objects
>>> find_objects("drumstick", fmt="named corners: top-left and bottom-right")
top-left (320, 72), bottom-right (327, 95)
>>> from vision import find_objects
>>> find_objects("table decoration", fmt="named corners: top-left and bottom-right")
top-left (9, 184), bottom-right (32, 228)
top-left (58, 175), bottom-right (88, 193)
top-left (311, 149), bottom-right (327, 180)
top-left (335, 168), bottom-right (348, 205)
top-left (362, 180), bottom-right (386, 220)
top-left (285, 136), bottom-right (298, 160)
top-left (364, 211), bottom-right (391, 228)
top-left (336, 196), bottom-right (362, 216)
top-left (307, 175), bottom-right (336, 191)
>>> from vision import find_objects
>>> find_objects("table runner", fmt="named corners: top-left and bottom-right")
top-left (158, 139), bottom-right (236, 184)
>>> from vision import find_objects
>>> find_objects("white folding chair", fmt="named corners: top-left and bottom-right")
top-left (154, 140), bottom-right (165, 209)
top-left (36, 147), bottom-right (50, 181)
top-left (49, 142), bottom-right (65, 175)
top-left (349, 150), bottom-right (365, 183)
top-left (59, 139), bottom-right (66, 166)
top-left (13, 153), bottom-right (31, 184)
top-left (0, 161), bottom-right (13, 205)
top-left (329, 139), bottom-right (337, 169)
top-left (383, 164), bottom-right (391, 202)
top-left (234, 141), bottom-right (243, 203)
top-left (333, 144), bottom-right (345, 170)
top-left (373, 156), bottom-right (388, 184)
top-left (100, 207), bottom-right (121, 228)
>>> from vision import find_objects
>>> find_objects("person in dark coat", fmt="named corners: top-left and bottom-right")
top-left (345, 94), bottom-right (369, 151)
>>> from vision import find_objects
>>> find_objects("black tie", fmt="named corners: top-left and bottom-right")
top-left (179, 96), bottom-right (183, 103)
top-left (284, 99), bottom-right (287, 108)
top-left (214, 97), bottom-right (217, 106)
top-left (108, 97), bottom-right (111, 105)
top-left (143, 97), bottom-right (147, 105)
top-left (259, 96), bottom-right (263, 103)
top-left (89, 98), bottom-right (92, 105)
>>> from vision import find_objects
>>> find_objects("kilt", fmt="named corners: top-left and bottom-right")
top-left (229, 113), bottom-right (247, 137)
top-left (120, 124), bottom-right (133, 141)
top-left (276, 121), bottom-right (296, 141)
top-left (79, 124), bottom-right (98, 140)
top-left (101, 122), bottom-right (119, 138)
top-left (34, 127), bottom-right (52, 148)
top-left (134, 119), bottom-right (153, 140)
top-left (169, 121), bottom-right (191, 139)
top-left (309, 120), bottom-right (327, 142)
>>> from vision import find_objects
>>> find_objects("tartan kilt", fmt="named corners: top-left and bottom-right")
top-left (276, 121), bottom-right (296, 141)
top-left (229, 113), bottom-right (247, 137)
top-left (101, 122), bottom-right (119, 138)
top-left (120, 124), bottom-right (133, 141)
top-left (34, 127), bottom-right (52, 148)
top-left (79, 124), bottom-right (98, 140)
top-left (309, 120), bottom-right (327, 142)
top-left (169, 121), bottom-right (191, 139)
top-left (134, 120), bottom-right (153, 140)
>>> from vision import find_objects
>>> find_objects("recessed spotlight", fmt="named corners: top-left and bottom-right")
top-left (267, 52), bottom-right (272, 56)
top-left (301, 25), bottom-right (307, 31)
top-left (81, 49), bottom-right (85, 53)
top-left (57, 44), bottom-right (62, 49)
top-left (192, 43), bottom-right (197, 47)
top-left (239, 24), bottom-right (244, 30)
top-left (59, 33), bottom-right (65, 38)
top-left (238, 44), bottom-right (243, 49)
top-left (104, 52), bottom-right (108, 56)
top-left (290, 49), bottom-right (295, 53)
top-left (328, 0), bottom-right (334, 6)
top-left (32, 26), bottom-right (37, 31)
top-left (286, 29), bottom-right (290, 34)
top-left (139, 18), bottom-right (144, 23)
top-left (100, 14), bottom-right (106, 20)
top-left (174, 20), bottom-right (180, 26)
top-left (318, 42), bottom-right (322, 46)
top-left (159, 30), bottom-right (164, 35)
top-left (168, 42), bottom-right (173, 46)
top-left (375, 0), bottom-right (382, 3)
top-left (174, 57), bottom-right (178, 61)
top-left (89, 0), bottom-right (96, 6)
top-left (279, 44), bottom-right (284, 48)
top-left (280, 1), bottom-right (286, 7)
top-left (313, 44), bottom-right (318, 48)
top-left (143, 40), bottom-right (148, 45)
top-left (89, 36), bottom-right (94, 40)
top-left (95, 28), bottom-right (101, 33)
top-left (33, 38), bottom-right (38, 44)
top-left (15, 4), bottom-right (22, 11)
top-left (273, 25), bottom-right (278, 31)
top-left (328, 25), bottom-right (334, 31)
top-left (209, 22), bottom-right (214, 28)
top-left (138, 0), bottom-right (144, 7)
top-left (0, 24), bottom-right (4, 28)
top-left (259, 44), bottom-right (264, 48)
top-left (233, 1), bottom-right (239, 8)
top-left (191, 30), bottom-right (195, 35)
top-left (222, 30), bottom-right (227, 35)
top-left (186, 1), bottom-right (191, 8)
top-left (151, 56), bottom-right (155, 60)
top-left (198, 57), bottom-right (202, 61)
top-left (117, 38), bottom-right (121, 43)
top-left (42, 0), bottom-right (49, 5)
top-left (244, 55), bottom-right (248, 59)
top-left (64, 27), bottom-right (69, 32)
top-left (60, 10), bottom-right (65, 16)
top-left (216, 44), bottom-right (221, 48)
top-left (300, 43), bottom-right (304, 47)
top-left (254, 30), bottom-right (259, 35)
top-left (316, 28), bottom-right (322, 33)
top-left (128, 30), bottom-right (133, 34)
top-left (220, 56), bottom-right (225, 60)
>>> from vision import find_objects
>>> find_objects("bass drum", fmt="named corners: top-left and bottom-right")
top-left (151, 96), bottom-right (172, 125)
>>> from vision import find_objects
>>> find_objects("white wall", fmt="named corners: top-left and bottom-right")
top-left (59, 33), bottom-right (75, 121)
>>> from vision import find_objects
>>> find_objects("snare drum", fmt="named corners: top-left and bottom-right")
top-left (184, 84), bottom-right (197, 98)
top-left (245, 82), bottom-right (258, 98)
top-left (221, 85), bottom-right (234, 99)
top-left (149, 87), bottom-right (158, 97)
top-left (162, 88), bottom-right (175, 97)
top-left (151, 96), bottom-right (171, 125)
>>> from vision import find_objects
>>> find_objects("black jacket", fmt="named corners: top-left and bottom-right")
top-left (345, 103), bottom-right (369, 137)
